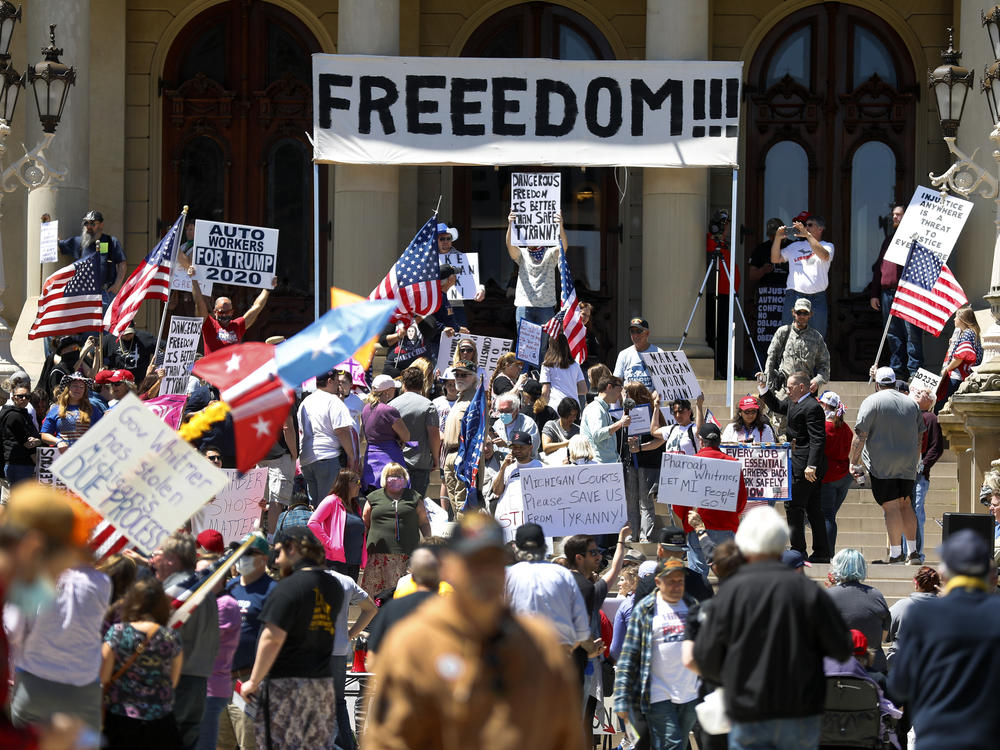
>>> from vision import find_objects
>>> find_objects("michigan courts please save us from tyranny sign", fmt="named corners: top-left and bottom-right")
top-left (312, 56), bottom-right (742, 167)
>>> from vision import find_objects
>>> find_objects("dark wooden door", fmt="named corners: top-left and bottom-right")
top-left (745, 3), bottom-right (916, 378)
top-left (161, 0), bottom-right (325, 340)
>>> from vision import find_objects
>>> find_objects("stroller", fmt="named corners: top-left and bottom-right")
top-left (819, 676), bottom-right (898, 750)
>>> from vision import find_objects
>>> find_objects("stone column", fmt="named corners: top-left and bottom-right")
top-left (938, 411), bottom-right (973, 513)
top-left (332, 0), bottom-right (399, 296)
top-left (642, 0), bottom-right (712, 355)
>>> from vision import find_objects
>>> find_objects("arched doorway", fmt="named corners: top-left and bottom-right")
top-left (454, 2), bottom-right (619, 363)
top-left (745, 3), bottom-right (916, 378)
top-left (160, 0), bottom-right (325, 340)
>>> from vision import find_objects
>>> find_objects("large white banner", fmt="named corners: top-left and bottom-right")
top-left (884, 186), bottom-right (973, 265)
top-left (313, 56), bottom-right (742, 167)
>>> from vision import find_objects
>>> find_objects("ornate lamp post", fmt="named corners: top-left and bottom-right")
top-left (0, 15), bottom-right (75, 381)
top-left (928, 18), bottom-right (1000, 510)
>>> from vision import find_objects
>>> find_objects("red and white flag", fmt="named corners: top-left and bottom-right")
top-left (104, 211), bottom-right (186, 336)
top-left (542, 241), bottom-right (588, 364)
top-left (370, 215), bottom-right (441, 324)
top-left (890, 240), bottom-right (967, 336)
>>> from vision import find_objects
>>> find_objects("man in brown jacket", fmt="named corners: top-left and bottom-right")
top-left (364, 514), bottom-right (584, 750)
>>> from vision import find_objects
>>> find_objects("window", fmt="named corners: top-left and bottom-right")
top-left (853, 25), bottom-right (897, 88)
top-left (766, 27), bottom-right (810, 88)
top-left (763, 141), bottom-right (809, 227)
top-left (849, 142), bottom-right (895, 292)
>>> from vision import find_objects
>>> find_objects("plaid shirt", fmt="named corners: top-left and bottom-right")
top-left (613, 591), bottom-right (698, 716)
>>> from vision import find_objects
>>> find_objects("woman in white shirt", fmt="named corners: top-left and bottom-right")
top-left (720, 395), bottom-right (776, 444)
top-left (540, 333), bottom-right (586, 410)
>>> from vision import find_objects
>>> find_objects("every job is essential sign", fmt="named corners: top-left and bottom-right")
top-left (192, 219), bottom-right (278, 289)
top-left (313, 56), bottom-right (742, 167)
top-left (50, 394), bottom-right (228, 553)
top-left (658, 452), bottom-right (741, 512)
top-left (520, 463), bottom-right (626, 536)
top-left (720, 444), bottom-right (790, 502)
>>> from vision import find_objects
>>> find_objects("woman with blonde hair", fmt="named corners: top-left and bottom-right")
top-left (411, 356), bottom-right (435, 398)
top-left (937, 306), bottom-right (983, 409)
top-left (489, 352), bottom-right (526, 397)
top-left (40, 372), bottom-right (100, 452)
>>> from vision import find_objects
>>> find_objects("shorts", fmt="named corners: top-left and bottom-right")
top-left (870, 476), bottom-right (915, 506)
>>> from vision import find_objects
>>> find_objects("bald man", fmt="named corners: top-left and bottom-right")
top-left (191, 275), bottom-right (274, 355)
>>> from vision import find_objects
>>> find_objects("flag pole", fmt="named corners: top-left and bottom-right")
top-left (434, 195), bottom-right (442, 216)
top-left (870, 236), bottom-right (916, 384)
top-left (168, 531), bottom-right (261, 629)
top-left (313, 163), bottom-right (320, 322)
top-left (154, 206), bottom-right (189, 360)
top-left (726, 168), bottom-right (738, 417)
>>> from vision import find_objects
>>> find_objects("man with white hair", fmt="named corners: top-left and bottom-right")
top-left (492, 391), bottom-right (540, 455)
top-left (693, 506), bottom-right (851, 749)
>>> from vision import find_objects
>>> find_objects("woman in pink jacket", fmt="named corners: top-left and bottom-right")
top-left (308, 469), bottom-right (368, 580)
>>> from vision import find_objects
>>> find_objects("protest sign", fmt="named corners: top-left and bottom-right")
top-left (439, 251), bottom-right (480, 301)
top-left (640, 350), bottom-right (701, 401)
top-left (313, 56), bottom-right (742, 168)
top-left (191, 219), bottom-right (278, 289)
top-left (50, 393), bottom-right (228, 553)
top-left (171, 264), bottom-right (211, 295)
top-left (511, 173), bottom-right (561, 246)
top-left (910, 368), bottom-right (942, 395)
top-left (520, 463), bottom-right (626, 536)
top-left (884, 186), bottom-right (973, 265)
top-left (657, 452), bottom-right (742, 511)
top-left (40, 220), bottom-right (58, 263)
top-left (755, 286), bottom-right (785, 355)
top-left (516, 319), bottom-right (543, 366)
top-left (436, 331), bottom-right (513, 375)
top-left (494, 481), bottom-right (524, 544)
top-left (720, 444), bottom-right (790, 502)
top-left (609, 404), bottom-right (652, 436)
top-left (36, 447), bottom-right (65, 488)
top-left (190, 468), bottom-right (268, 544)
top-left (423, 497), bottom-right (451, 537)
top-left (160, 316), bottom-right (202, 395)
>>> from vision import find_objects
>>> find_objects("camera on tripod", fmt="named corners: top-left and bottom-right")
top-left (709, 209), bottom-right (729, 237)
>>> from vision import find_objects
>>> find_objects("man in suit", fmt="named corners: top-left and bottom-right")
top-left (756, 370), bottom-right (830, 562)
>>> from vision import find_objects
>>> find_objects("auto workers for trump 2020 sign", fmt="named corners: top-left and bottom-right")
top-left (312, 55), bottom-right (742, 167)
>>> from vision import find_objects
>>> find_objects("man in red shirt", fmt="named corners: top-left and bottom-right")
top-left (672, 422), bottom-right (747, 578)
top-left (191, 276), bottom-right (274, 354)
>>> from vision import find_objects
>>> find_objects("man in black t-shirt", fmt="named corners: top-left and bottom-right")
top-left (240, 526), bottom-right (343, 750)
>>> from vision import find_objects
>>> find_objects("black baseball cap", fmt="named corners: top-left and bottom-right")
top-left (698, 422), bottom-right (722, 441)
top-left (449, 514), bottom-right (505, 556)
top-left (515, 522), bottom-right (545, 551)
top-left (628, 317), bottom-right (650, 331)
top-left (509, 430), bottom-right (532, 446)
top-left (656, 525), bottom-right (687, 551)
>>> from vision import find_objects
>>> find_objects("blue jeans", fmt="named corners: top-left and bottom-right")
top-left (641, 698), bottom-right (699, 750)
top-left (196, 696), bottom-right (228, 750)
top-left (881, 290), bottom-right (924, 376)
top-left (4, 464), bottom-right (35, 486)
top-left (902, 475), bottom-right (929, 558)
top-left (332, 654), bottom-right (356, 750)
top-left (627, 466), bottom-right (660, 542)
top-left (686, 529), bottom-right (735, 578)
top-left (782, 290), bottom-right (827, 338)
top-left (515, 305), bottom-right (555, 326)
top-left (728, 715), bottom-right (821, 750)
top-left (302, 457), bottom-right (342, 505)
top-left (820, 474), bottom-right (853, 553)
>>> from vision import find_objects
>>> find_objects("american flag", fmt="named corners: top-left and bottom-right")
top-left (370, 215), bottom-right (442, 324)
top-left (104, 211), bottom-right (186, 336)
top-left (28, 253), bottom-right (104, 339)
top-left (541, 241), bottom-right (588, 364)
top-left (890, 240), bottom-right (968, 336)
top-left (89, 521), bottom-right (130, 560)
top-left (455, 376), bottom-right (488, 510)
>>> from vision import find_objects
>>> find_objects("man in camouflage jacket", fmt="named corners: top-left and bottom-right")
top-left (765, 297), bottom-right (830, 399)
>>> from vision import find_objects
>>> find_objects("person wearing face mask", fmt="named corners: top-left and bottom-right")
top-left (491, 392), bottom-right (540, 456)
top-left (191, 281), bottom-right (274, 356)
top-left (361, 463), bottom-right (432, 597)
top-left (506, 211), bottom-right (568, 327)
top-left (218, 535), bottom-right (274, 750)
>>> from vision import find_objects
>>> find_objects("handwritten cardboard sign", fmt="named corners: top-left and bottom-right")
top-left (190, 467), bottom-right (268, 544)
top-left (160, 316), bottom-right (202, 395)
top-left (439, 251), bottom-right (480, 301)
top-left (516, 319), bottom-right (544, 366)
top-left (436, 331), bottom-right (513, 375)
top-left (609, 404), bottom-right (652, 436)
top-left (657, 452), bottom-right (741, 511)
top-left (40, 220), bottom-right (58, 263)
top-left (511, 173), bottom-right (561, 247)
top-left (910, 368), bottom-right (942, 396)
top-left (640, 350), bottom-right (701, 401)
top-left (884, 186), bottom-right (973, 265)
top-left (520, 463), bottom-right (625, 536)
top-left (50, 393), bottom-right (228, 553)
top-left (36, 446), bottom-right (64, 488)
top-left (720, 444), bottom-right (790, 501)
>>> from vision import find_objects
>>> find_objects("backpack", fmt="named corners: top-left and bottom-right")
top-left (276, 502), bottom-right (313, 533)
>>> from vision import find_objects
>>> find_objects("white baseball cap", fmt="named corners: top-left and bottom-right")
top-left (371, 374), bottom-right (401, 392)
top-left (875, 366), bottom-right (896, 385)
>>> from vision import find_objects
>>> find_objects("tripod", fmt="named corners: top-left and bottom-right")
top-left (678, 245), bottom-right (763, 375)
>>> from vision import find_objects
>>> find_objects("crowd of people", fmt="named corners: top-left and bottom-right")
top-left (0, 208), bottom-right (995, 750)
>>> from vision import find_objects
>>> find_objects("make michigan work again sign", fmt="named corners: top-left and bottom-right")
top-left (312, 55), bottom-right (742, 167)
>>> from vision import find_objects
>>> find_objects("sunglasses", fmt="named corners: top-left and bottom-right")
top-left (206, 455), bottom-right (222, 463)
top-left (459, 346), bottom-right (476, 352)
top-left (83, 221), bottom-right (98, 227)
top-left (794, 311), bottom-right (810, 316)
top-left (11, 393), bottom-right (28, 400)
top-left (587, 548), bottom-right (602, 557)
top-left (741, 408), bottom-right (759, 414)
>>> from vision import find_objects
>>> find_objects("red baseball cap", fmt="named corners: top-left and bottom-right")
top-left (108, 369), bottom-right (134, 383)
top-left (793, 210), bottom-right (811, 223)
top-left (738, 395), bottom-right (760, 411)
top-left (196, 529), bottom-right (225, 555)
top-left (94, 370), bottom-right (115, 384)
